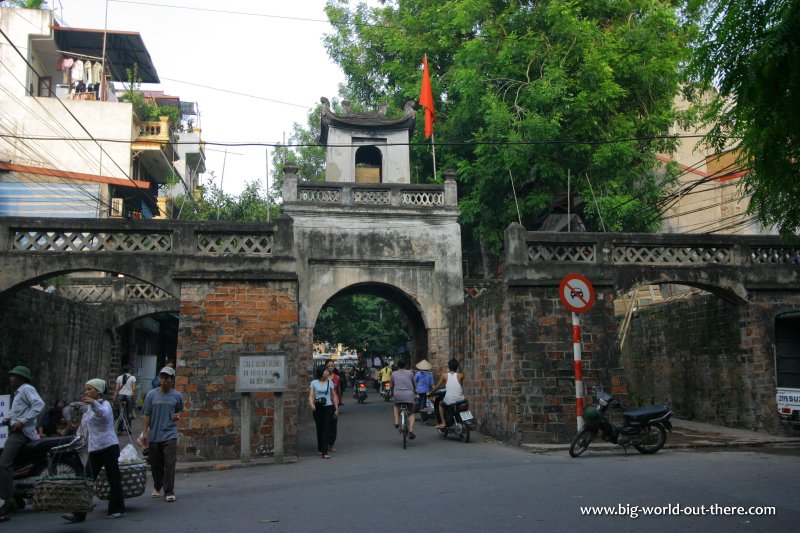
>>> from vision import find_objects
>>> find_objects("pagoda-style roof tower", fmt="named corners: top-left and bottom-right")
top-left (320, 97), bottom-right (416, 184)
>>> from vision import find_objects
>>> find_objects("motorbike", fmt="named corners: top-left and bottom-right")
top-left (7, 433), bottom-right (85, 509)
top-left (381, 381), bottom-right (393, 402)
top-left (353, 380), bottom-right (368, 403)
top-left (431, 388), bottom-right (475, 443)
top-left (569, 389), bottom-right (672, 457)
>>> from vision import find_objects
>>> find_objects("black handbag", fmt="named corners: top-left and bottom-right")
top-left (314, 382), bottom-right (330, 406)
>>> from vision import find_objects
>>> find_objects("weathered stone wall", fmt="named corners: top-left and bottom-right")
top-left (450, 283), bottom-right (623, 444)
top-left (450, 287), bottom-right (516, 442)
top-left (176, 281), bottom-right (300, 460)
top-left (0, 287), bottom-right (117, 408)
top-left (622, 290), bottom-right (800, 432)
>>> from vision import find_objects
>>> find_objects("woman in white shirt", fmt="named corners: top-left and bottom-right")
top-left (62, 379), bottom-right (125, 522)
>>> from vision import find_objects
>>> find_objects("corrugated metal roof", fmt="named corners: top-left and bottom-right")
top-left (53, 26), bottom-right (159, 83)
top-left (0, 182), bottom-right (101, 218)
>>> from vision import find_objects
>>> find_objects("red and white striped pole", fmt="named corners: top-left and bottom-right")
top-left (573, 311), bottom-right (584, 430)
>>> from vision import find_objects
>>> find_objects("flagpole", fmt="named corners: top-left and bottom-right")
top-left (431, 134), bottom-right (437, 179)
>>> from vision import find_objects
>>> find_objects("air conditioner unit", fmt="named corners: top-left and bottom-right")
top-left (110, 197), bottom-right (123, 218)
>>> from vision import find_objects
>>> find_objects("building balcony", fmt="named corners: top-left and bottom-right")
top-left (132, 116), bottom-right (176, 184)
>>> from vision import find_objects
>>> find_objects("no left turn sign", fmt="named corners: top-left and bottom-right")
top-left (559, 273), bottom-right (595, 314)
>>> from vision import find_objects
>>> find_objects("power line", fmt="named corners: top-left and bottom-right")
top-left (158, 78), bottom-right (311, 109)
top-left (108, 0), bottom-right (335, 25)
top-left (0, 25), bottom-right (154, 210)
top-left (0, 132), bottom-right (713, 148)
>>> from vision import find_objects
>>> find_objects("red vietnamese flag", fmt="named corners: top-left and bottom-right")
top-left (419, 54), bottom-right (435, 139)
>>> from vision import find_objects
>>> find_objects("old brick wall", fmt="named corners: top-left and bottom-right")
top-left (451, 283), bottom-right (623, 444)
top-left (176, 280), bottom-right (300, 460)
top-left (622, 291), bottom-right (800, 433)
top-left (0, 287), bottom-right (117, 408)
top-left (450, 287), bottom-right (517, 442)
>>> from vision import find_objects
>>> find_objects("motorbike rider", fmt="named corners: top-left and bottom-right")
top-left (0, 366), bottom-right (45, 522)
top-left (380, 362), bottom-right (392, 386)
top-left (352, 361), bottom-right (367, 398)
top-left (431, 358), bottom-right (465, 429)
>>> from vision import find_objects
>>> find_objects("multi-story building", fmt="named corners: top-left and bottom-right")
top-left (0, 6), bottom-right (204, 219)
top-left (657, 94), bottom-right (774, 236)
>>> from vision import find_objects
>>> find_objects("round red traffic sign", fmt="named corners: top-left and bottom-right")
top-left (559, 274), bottom-right (595, 314)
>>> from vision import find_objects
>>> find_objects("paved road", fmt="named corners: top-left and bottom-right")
top-left (8, 395), bottom-right (800, 532)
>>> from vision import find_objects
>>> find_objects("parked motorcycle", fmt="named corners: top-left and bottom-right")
top-left (569, 389), bottom-right (672, 457)
top-left (354, 380), bottom-right (368, 403)
top-left (431, 388), bottom-right (475, 443)
top-left (9, 434), bottom-right (85, 509)
top-left (381, 381), bottom-right (393, 402)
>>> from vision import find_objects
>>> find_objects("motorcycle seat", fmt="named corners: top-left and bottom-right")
top-left (24, 436), bottom-right (75, 453)
top-left (623, 405), bottom-right (671, 423)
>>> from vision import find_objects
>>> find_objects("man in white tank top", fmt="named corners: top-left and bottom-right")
top-left (431, 359), bottom-right (465, 429)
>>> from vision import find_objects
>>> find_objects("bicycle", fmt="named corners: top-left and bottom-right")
top-left (115, 398), bottom-right (132, 435)
top-left (398, 402), bottom-right (412, 449)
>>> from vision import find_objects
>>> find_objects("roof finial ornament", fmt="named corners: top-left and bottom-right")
top-left (377, 102), bottom-right (388, 116)
top-left (342, 100), bottom-right (352, 114)
top-left (320, 97), bottom-right (330, 111)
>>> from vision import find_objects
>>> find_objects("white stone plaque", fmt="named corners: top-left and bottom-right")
top-left (0, 394), bottom-right (9, 448)
top-left (236, 355), bottom-right (287, 392)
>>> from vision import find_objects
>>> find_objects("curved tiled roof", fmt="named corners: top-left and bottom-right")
top-left (319, 98), bottom-right (416, 145)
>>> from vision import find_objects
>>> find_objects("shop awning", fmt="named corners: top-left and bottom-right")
top-left (53, 26), bottom-right (159, 83)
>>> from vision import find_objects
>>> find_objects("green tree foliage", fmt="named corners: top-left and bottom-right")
top-left (172, 173), bottom-right (279, 221)
top-left (686, 0), bottom-right (800, 238)
top-left (324, 0), bottom-right (690, 251)
top-left (270, 102), bottom-right (332, 200)
top-left (7, 1), bottom-right (48, 8)
top-left (314, 295), bottom-right (410, 356)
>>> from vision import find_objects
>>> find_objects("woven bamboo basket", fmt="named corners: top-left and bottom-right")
top-left (95, 461), bottom-right (147, 499)
top-left (33, 476), bottom-right (93, 512)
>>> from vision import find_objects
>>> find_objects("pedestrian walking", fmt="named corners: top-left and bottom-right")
top-left (112, 366), bottom-right (136, 432)
top-left (325, 359), bottom-right (341, 452)
top-left (61, 378), bottom-right (126, 522)
top-left (308, 366), bottom-right (338, 459)
top-left (142, 366), bottom-right (183, 502)
top-left (0, 366), bottom-right (44, 522)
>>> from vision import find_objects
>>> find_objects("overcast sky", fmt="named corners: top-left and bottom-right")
top-left (55, 0), bottom-right (348, 196)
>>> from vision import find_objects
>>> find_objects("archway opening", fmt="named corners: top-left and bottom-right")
top-left (0, 270), bottom-right (179, 411)
top-left (354, 146), bottom-right (382, 183)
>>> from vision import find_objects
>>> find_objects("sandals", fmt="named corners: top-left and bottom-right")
top-left (322, 453), bottom-right (331, 459)
top-left (329, 446), bottom-right (336, 452)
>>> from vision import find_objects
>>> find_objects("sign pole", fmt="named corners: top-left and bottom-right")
top-left (573, 312), bottom-right (584, 431)
top-left (559, 273), bottom-right (595, 432)
top-left (273, 392), bottom-right (284, 463)
top-left (241, 392), bottom-right (251, 464)
top-left (236, 354), bottom-right (287, 464)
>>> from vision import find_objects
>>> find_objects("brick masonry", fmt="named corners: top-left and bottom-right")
top-left (176, 280), bottom-right (300, 460)
top-left (622, 290), bottom-right (800, 433)
top-left (449, 283), bottom-right (622, 444)
top-left (451, 282), bottom-right (796, 444)
top-left (0, 287), bottom-right (118, 407)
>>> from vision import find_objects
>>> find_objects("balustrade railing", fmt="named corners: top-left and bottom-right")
top-left (285, 178), bottom-right (458, 209)
top-left (505, 225), bottom-right (800, 270)
top-left (0, 218), bottom-right (288, 257)
top-left (55, 280), bottom-right (175, 303)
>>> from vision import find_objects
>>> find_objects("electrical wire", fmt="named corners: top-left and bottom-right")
top-left (0, 25), bottom-right (153, 209)
top-left (0, 131), bottom-right (712, 148)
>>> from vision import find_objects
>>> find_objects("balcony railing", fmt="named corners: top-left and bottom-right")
top-left (282, 169), bottom-right (458, 209)
top-left (135, 116), bottom-right (174, 144)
